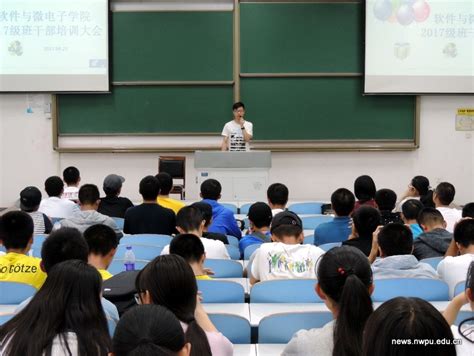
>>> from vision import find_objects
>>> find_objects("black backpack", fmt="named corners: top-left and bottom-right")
top-left (103, 270), bottom-right (140, 316)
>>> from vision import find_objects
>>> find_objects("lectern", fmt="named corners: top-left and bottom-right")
top-left (194, 151), bottom-right (272, 201)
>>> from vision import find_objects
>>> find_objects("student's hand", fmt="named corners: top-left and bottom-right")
top-left (239, 118), bottom-right (245, 127)
top-left (203, 268), bottom-right (215, 276)
top-left (368, 225), bottom-right (383, 264)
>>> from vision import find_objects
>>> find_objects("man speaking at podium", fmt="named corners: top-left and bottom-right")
top-left (221, 102), bottom-right (253, 151)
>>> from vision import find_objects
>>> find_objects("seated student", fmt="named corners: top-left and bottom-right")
top-left (61, 166), bottom-right (81, 202)
top-left (437, 219), bottom-right (474, 298)
top-left (283, 246), bottom-right (374, 356)
top-left (84, 224), bottom-right (118, 281)
top-left (170, 233), bottom-right (210, 280)
top-left (433, 182), bottom-right (462, 233)
top-left (375, 188), bottom-right (402, 225)
top-left (442, 261), bottom-right (474, 355)
top-left (396, 175), bottom-right (431, 211)
top-left (162, 206), bottom-right (230, 260)
top-left (267, 183), bottom-right (289, 216)
top-left (123, 176), bottom-right (176, 236)
top-left (239, 202), bottom-right (272, 255)
top-left (39, 176), bottom-right (79, 219)
top-left (0, 211), bottom-right (47, 289)
top-left (15, 227), bottom-right (119, 323)
top-left (200, 179), bottom-right (241, 238)
top-left (136, 255), bottom-right (233, 356)
top-left (462, 202), bottom-right (474, 218)
top-left (19, 186), bottom-right (52, 235)
top-left (369, 223), bottom-right (437, 279)
top-left (363, 297), bottom-right (456, 356)
top-left (353, 175), bottom-right (377, 210)
top-left (59, 184), bottom-right (123, 239)
top-left (314, 188), bottom-right (354, 245)
top-left (413, 207), bottom-right (452, 260)
top-left (401, 199), bottom-right (424, 239)
top-left (156, 172), bottom-right (186, 214)
top-left (97, 174), bottom-right (134, 218)
top-left (190, 202), bottom-right (228, 244)
top-left (112, 305), bottom-right (191, 356)
top-left (0, 260), bottom-right (111, 356)
top-left (342, 206), bottom-right (381, 256)
top-left (250, 211), bottom-right (325, 285)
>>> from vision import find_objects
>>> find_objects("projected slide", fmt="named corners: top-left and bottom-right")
top-left (0, 0), bottom-right (109, 92)
top-left (365, 0), bottom-right (474, 93)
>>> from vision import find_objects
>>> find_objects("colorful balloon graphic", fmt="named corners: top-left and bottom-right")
top-left (374, 0), bottom-right (393, 21)
top-left (413, 0), bottom-right (430, 22)
top-left (373, 0), bottom-right (430, 25)
top-left (396, 4), bottom-right (415, 26)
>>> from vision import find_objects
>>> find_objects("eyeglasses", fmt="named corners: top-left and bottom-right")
top-left (134, 293), bottom-right (141, 305)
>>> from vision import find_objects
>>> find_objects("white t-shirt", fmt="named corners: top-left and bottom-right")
top-left (437, 254), bottom-right (474, 298)
top-left (221, 120), bottom-right (253, 152)
top-left (437, 207), bottom-right (463, 233)
top-left (251, 242), bottom-right (324, 282)
top-left (39, 197), bottom-right (79, 219)
top-left (61, 186), bottom-right (79, 201)
top-left (451, 324), bottom-right (474, 356)
top-left (162, 237), bottom-right (231, 260)
top-left (272, 208), bottom-right (285, 217)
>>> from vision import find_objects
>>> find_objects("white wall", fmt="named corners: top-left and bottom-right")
top-left (0, 94), bottom-right (473, 207)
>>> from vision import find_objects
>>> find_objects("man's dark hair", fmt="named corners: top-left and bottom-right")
top-left (331, 188), bottom-right (355, 216)
top-left (453, 219), bottom-right (474, 248)
top-left (84, 224), bottom-right (118, 257)
top-left (248, 202), bottom-right (272, 229)
top-left (401, 199), bottom-right (424, 220)
top-left (434, 182), bottom-right (456, 206)
top-left (63, 166), bottom-right (80, 185)
top-left (354, 175), bottom-right (376, 202)
top-left (155, 172), bottom-right (173, 196)
top-left (190, 202), bottom-right (212, 227)
top-left (41, 227), bottom-right (89, 273)
top-left (0, 211), bottom-right (34, 250)
top-left (462, 203), bottom-right (474, 218)
top-left (78, 184), bottom-right (100, 205)
top-left (139, 175), bottom-right (160, 201)
top-left (200, 179), bottom-right (222, 201)
top-left (272, 225), bottom-right (302, 240)
top-left (232, 102), bottom-right (245, 111)
top-left (378, 223), bottom-right (413, 256)
top-left (352, 206), bottom-right (381, 238)
top-left (417, 207), bottom-right (445, 226)
top-left (267, 183), bottom-right (289, 206)
top-left (375, 189), bottom-right (397, 211)
top-left (169, 234), bottom-right (205, 264)
top-left (44, 176), bottom-right (64, 197)
top-left (177, 206), bottom-right (204, 233)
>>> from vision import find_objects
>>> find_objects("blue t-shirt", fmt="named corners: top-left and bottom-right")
top-left (410, 223), bottom-right (423, 239)
top-left (202, 199), bottom-right (242, 238)
top-left (314, 216), bottom-right (352, 246)
top-left (239, 231), bottom-right (271, 255)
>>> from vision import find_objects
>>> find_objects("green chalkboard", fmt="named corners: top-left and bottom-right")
top-left (240, 3), bottom-right (363, 73)
top-left (112, 12), bottom-right (233, 81)
top-left (241, 78), bottom-right (415, 140)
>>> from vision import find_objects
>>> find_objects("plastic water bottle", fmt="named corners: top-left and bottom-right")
top-left (124, 246), bottom-right (136, 271)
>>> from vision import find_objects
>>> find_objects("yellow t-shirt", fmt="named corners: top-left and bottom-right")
top-left (196, 275), bottom-right (212, 280)
top-left (98, 269), bottom-right (113, 281)
top-left (0, 252), bottom-right (47, 290)
top-left (157, 197), bottom-right (186, 214)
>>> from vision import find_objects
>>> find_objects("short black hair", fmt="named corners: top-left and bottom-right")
top-left (155, 172), bottom-right (173, 196)
top-left (0, 211), bottom-right (34, 249)
top-left (453, 219), bottom-right (474, 248)
top-left (63, 166), bottom-right (80, 185)
top-left (169, 234), bottom-right (205, 264)
top-left (44, 176), bottom-right (64, 197)
top-left (200, 179), bottom-right (221, 201)
top-left (41, 227), bottom-right (89, 273)
top-left (139, 176), bottom-right (160, 201)
top-left (191, 202), bottom-right (213, 227)
top-left (352, 206), bottom-right (381, 238)
top-left (378, 223), bottom-right (413, 256)
top-left (434, 182), bottom-right (456, 205)
top-left (375, 189), bottom-right (397, 211)
top-left (401, 199), bottom-right (424, 220)
top-left (267, 183), bottom-right (289, 206)
top-left (331, 188), bottom-right (355, 216)
top-left (176, 206), bottom-right (204, 233)
top-left (417, 207), bottom-right (445, 227)
top-left (272, 225), bottom-right (302, 240)
top-left (233, 102), bottom-right (245, 111)
top-left (248, 202), bottom-right (272, 228)
top-left (78, 184), bottom-right (100, 205)
top-left (84, 224), bottom-right (118, 257)
top-left (462, 203), bottom-right (474, 218)
top-left (354, 175), bottom-right (376, 202)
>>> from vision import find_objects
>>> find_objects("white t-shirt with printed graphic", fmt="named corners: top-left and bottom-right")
top-left (221, 120), bottom-right (253, 152)
top-left (251, 242), bottom-right (324, 282)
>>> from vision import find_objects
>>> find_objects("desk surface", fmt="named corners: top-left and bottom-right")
top-left (234, 344), bottom-right (257, 356)
top-left (203, 303), bottom-right (250, 321)
top-left (256, 344), bottom-right (286, 356)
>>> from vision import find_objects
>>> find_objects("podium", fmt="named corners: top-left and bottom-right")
top-left (194, 151), bottom-right (272, 201)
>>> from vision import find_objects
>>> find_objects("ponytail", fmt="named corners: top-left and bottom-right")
top-left (185, 320), bottom-right (212, 356)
